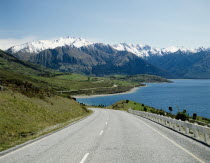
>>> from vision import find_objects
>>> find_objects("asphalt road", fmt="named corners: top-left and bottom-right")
top-left (0, 108), bottom-right (209, 163)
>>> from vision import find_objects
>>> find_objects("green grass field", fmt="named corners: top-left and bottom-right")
top-left (30, 74), bottom-right (141, 96)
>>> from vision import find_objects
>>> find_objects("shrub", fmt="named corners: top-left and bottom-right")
top-left (156, 109), bottom-right (165, 115)
top-left (176, 110), bottom-right (189, 121)
top-left (192, 113), bottom-right (197, 120)
top-left (98, 104), bottom-right (105, 108)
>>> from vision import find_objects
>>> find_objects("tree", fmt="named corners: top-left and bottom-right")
top-left (144, 107), bottom-right (147, 112)
top-left (192, 113), bottom-right (197, 120)
top-left (169, 106), bottom-right (173, 113)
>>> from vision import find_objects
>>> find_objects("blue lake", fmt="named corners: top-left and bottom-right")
top-left (77, 79), bottom-right (210, 118)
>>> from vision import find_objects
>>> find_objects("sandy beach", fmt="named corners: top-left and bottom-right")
top-left (72, 86), bottom-right (145, 99)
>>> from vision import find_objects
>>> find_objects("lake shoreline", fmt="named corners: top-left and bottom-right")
top-left (72, 86), bottom-right (146, 99)
top-left (75, 79), bottom-right (210, 119)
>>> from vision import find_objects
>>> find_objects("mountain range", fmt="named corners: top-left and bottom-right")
top-left (6, 37), bottom-right (210, 78)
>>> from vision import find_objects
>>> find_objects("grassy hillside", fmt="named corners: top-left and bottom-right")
top-left (107, 100), bottom-right (210, 125)
top-left (107, 100), bottom-right (160, 113)
top-left (0, 49), bottom-right (55, 76)
top-left (0, 50), bottom-right (92, 151)
top-left (0, 90), bottom-right (91, 151)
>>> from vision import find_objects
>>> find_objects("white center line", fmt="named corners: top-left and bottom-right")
top-left (99, 130), bottom-right (104, 135)
top-left (80, 153), bottom-right (89, 163)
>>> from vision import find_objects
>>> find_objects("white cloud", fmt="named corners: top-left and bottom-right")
top-left (0, 36), bottom-right (37, 50)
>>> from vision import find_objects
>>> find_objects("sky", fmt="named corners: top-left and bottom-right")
top-left (0, 0), bottom-right (210, 50)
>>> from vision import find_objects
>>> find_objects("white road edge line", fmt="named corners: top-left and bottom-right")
top-left (99, 130), bottom-right (104, 135)
top-left (136, 117), bottom-right (205, 163)
top-left (80, 153), bottom-right (89, 163)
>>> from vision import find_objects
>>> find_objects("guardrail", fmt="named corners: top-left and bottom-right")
top-left (128, 109), bottom-right (210, 145)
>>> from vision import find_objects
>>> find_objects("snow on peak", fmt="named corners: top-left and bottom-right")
top-left (111, 43), bottom-right (153, 57)
top-left (8, 36), bottom-right (206, 58)
top-left (195, 46), bottom-right (206, 52)
top-left (9, 37), bottom-right (94, 53)
top-left (112, 43), bottom-right (201, 57)
top-left (161, 46), bottom-right (180, 53)
top-left (160, 46), bottom-right (197, 54)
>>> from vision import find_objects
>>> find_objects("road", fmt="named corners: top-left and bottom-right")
top-left (0, 108), bottom-right (209, 163)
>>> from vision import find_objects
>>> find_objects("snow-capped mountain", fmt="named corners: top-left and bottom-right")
top-left (8, 37), bottom-right (94, 54)
top-left (5, 36), bottom-right (210, 79)
top-left (7, 36), bottom-right (207, 58)
top-left (111, 44), bottom-right (201, 57)
top-left (159, 46), bottom-right (200, 54)
top-left (112, 43), bottom-right (159, 57)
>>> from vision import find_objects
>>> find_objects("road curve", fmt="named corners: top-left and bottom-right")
top-left (0, 108), bottom-right (209, 163)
